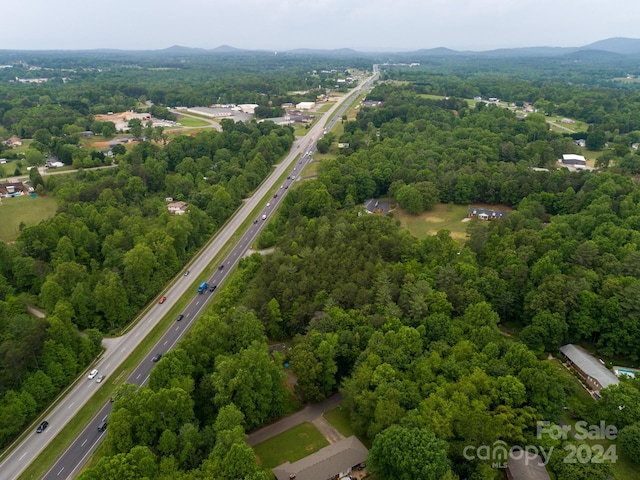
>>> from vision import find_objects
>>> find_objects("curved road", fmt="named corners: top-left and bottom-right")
top-left (0, 66), bottom-right (378, 480)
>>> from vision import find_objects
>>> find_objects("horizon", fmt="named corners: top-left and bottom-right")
top-left (0, 36), bottom-right (638, 55)
top-left (1, 0), bottom-right (639, 52)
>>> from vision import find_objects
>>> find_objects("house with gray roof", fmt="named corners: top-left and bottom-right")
top-left (507, 452), bottom-right (551, 480)
top-left (559, 344), bottom-right (619, 393)
top-left (272, 435), bottom-right (368, 480)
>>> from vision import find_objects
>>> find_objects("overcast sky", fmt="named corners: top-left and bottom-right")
top-left (3, 0), bottom-right (638, 52)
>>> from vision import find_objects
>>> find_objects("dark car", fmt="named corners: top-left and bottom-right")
top-left (218, 264), bottom-right (224, 270)
top-left (152, 353), bottom-right (162, 362)
top-left (36, 421), bottom-right (49, 433)
top-left (176, 314), bottom-right (184, 321)
top-left (98, 421), bottom-right (107, 432)
top-left (209, 285), bottom-right (217, 292)
top-left (274, 193), bottom-right (278, 198)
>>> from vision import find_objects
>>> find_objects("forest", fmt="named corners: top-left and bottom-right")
top-left (1, 50), bottom-right (640, 478)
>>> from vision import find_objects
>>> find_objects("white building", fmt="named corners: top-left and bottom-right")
top-left (296, 101), bottom-right (316, 110)
top-left (561, 154), bottom-right (587, 166)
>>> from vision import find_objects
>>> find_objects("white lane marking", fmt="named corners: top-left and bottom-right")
top-left (164, 341), bottom-right (168, 346)
top-left (56, 467), bottom-right (65, 476)
top-left (67, 402), bottom-right (75, 409)
top-left (136, 373), bottom-right (141, 379)
top-left (81, 438), bottom-right (87, 447)
top-left (18, 452), bottom-right (27, 461)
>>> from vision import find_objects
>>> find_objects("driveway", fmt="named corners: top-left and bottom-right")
top-left (246, 392), bottom-right (343, 446)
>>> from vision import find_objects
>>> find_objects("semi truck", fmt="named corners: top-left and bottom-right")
top-left (198, 281), bottom-right (208, 294)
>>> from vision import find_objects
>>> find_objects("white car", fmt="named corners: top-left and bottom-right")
top-left (88, 369), bottom-right (98, 379)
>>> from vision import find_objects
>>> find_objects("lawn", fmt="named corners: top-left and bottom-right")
top-left (302, 160), bottom-right (320, 177)
top-left (253, 422), bottom-right (329, 469)
top-left (394, 203), bottom-right (471, 241)
top-left (323, 406), bottom-right (355, 438)
top-left (0, 194), bottom-right (58, 242)
top-left (175, 116), bottom-right (210, 127)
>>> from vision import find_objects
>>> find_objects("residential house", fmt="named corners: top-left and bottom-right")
top-left (559, 344), bottom-right (619, 394)
top-left (272, 436), bottom-right (368, 480)
top-left (575, 139), bottom-right (586, 148)
top-left (506, 452), bottom-right (551, 480)
top-left (167, 201), bottom-right (188, 215)
top-left (0, 182), bottom-right (26, 198)
top-left (468, 206), bottom-right (509, 220)
top-left (4, 136), bottom-right (22, 147)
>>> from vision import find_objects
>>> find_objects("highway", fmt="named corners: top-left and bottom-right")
top-left (0, 66), bottom-right (377, 480)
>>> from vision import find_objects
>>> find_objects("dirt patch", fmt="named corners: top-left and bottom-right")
top-left (91, 141), bottom-right (111, 148)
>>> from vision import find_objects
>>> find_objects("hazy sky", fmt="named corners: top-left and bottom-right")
top-left (3, 0), bottom-right (638, 52)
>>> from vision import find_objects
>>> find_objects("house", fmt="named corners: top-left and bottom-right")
top-left (506, 452), bottom-right (551, 480)
top-left (45, 158), bottom-right (65, 168)
top-left (364, 198), bottom-right (379, 214)
top-left (167, 201), bottom-right (188, 215)
top-left (575, 139), bottom-right (586, 148)
top-left (560, 154), bottom-right (586, 166)
top-left (296, 101), bottom-right (316, 110)
top-left (0, 182), bottom-right (26, 198)
top-left (559, 344), bottom-right (619, 394)
top-left (632, 143), bottom-right (639, 151)
top-left (4, 136), bottom-right (22, 147)
top-left (468, 206), bottom-right (509, 220)
top-left (272, 436), bottom-right (368, 480)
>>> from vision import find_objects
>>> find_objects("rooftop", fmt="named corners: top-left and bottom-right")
top-left (272, 435), bottom-right (368, 480)
top-left (559, 344), bottom-right (619, 389)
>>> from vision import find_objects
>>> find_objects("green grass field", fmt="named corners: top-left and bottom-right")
top-left (175, 116), bottom-right (210, 127)
top-left (253, 422), bottom-right (329, 469)
top-left (0, 194), bottom-right (58, 242)
top-left (394, 203), bottom-right (472, 241)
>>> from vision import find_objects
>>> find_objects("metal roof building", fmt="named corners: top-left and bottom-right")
top-left (272, 435), bottom-right (368, 480)
top-left (559, 344), bottom-right (619, 392)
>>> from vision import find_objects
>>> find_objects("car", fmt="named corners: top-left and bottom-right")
top-left (287, 175), bottom-right (291, 179)
top-left (96, 375), bottom-right (105, 383)
top-left (218, 264), bottom-right (224, 270)
top-left (262, 214), bottom-right (267, 220)
top-left (98, 421), bottom-right (107, 432)
top-left (176, 314), bottom-right (184, 321)
top-left (184, 270), bottom-right (190, 276)
top-left (209, 285), bottom-right (217, 292)
top-left (88, 369), bottom-right (98, 379)
top-left (36, 421), bottom-right (49, 433)
top-left (152, 353), bottom-right (162, 362)
top-left (280, 185), bottom-right (284, 189)
top-left (274, 193), bottom-right (278, 198)
top-left (253, 219), bottom-right (258, 224)
top-left (159, 296), bottom-right (167, 304)
top-left (285, 185), bottom-right (289, 189)
top-left (266, 202), bottom-right (271, 207)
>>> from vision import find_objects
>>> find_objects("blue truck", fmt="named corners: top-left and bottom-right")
top-left (198, 281), bottom-right (208, 294)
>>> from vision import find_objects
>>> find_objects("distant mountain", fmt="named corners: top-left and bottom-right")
top-left (161, 45), bottom-right (207, 53)
top-left (286, 48), bottom-right (360, 56)
top-left (581, 37), bottom-right (640, 55)
top-left (211, 44), bottom-right (244, 53)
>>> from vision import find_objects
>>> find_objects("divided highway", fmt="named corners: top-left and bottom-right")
top-left (0, 66), bottom-right (377, 480)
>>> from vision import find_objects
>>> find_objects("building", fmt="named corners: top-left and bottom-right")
top-left (167, 201), bottom-right (188, 215)
top-left (296, 101), bottom-right (316, 111)
top-left (4, 136), bottom-right (22, 147)
top-left (468, 206), bottom-right (509, 220)
top-left (0, 182), bottom-right (26, 198)
top-left (575, 139), bottom-right (586, 148)
top-left (506, 452), bottom-right (551, 480)
top-left (272, 436), bottom-right (368, 480)
top-left (559, 344), bottom-right (619, 393)
top-left (560, 154), bottom-right (587, 166)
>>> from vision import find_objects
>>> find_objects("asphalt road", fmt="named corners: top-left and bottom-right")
top-left (0, 67), bottom-right (377, 480)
